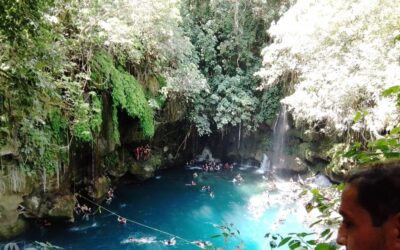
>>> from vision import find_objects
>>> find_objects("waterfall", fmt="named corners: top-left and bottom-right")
top-left (196, 147), bottom-right (214, 162)
top-left (270, 106), bottom-right (289, 171)
top-left (255, 154), bottom-right (270, 174)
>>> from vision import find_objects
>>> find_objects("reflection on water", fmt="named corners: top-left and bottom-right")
top-left (13, 165), bottom-right (315, 250)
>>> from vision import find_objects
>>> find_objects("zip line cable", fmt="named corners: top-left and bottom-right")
top-left (77, 194), bottom-right (202, 248)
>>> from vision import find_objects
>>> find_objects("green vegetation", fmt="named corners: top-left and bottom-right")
top-left (91, 52), bottom-right (155, 141)
top-left (182, 0), bottom-right (287, 135)
top-left (344, 85), bottom-right (400, 165)
top-left (265, 186), bottom-right (343, 250)
top-left (0, 0), bottom-right (287, 177)
top-left (0, 0), bottom-right (399, 247)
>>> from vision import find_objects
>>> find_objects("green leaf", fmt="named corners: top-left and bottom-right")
top-left (390, 127), bottom-right (400, 135)
top-left (310, 219), bottom-right (322, 228)
top-left (288, 240), bottom-right (301, 250)
top-left (320, 229), bottom-right (331, 238)
top-left (383, 86), bottom-right (400, 97)
top-left (211, 234), bottom-right (221, 238)
top-left (353, 111), bottom-right (362, 123)
top-left (305, 203), bottom-right (314, 213)
top-left (383, 152), bottom-right (400, 158)
top-left (307, 240), bottom-right (316, 245)
top-left (297, 232), bottom-right (314, 237)
top-left (324, 231), bottom-right (334, 240)
top-left (278, 237), bottom-right (292, 247)
top-left (315, 243), bottom-right (337, 250)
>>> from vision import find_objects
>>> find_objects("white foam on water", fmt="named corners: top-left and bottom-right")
top-left (69, 222), bottom-right (98, 232)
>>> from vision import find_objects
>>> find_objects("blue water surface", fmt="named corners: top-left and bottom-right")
top-left (13, 166), bottom-right (307, 250)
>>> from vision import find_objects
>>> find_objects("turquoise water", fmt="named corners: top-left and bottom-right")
top-left (12, 166), bottom-right (307, 249)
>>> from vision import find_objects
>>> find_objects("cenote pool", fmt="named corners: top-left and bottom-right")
top-left (13, 165), bottom-right (311, 250)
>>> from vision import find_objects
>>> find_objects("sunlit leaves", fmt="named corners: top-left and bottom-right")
top-left (256, 0), bottom-right (400, 135)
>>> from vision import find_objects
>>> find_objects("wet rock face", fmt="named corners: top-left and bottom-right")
top-left (92, 176), bottom-right (111, 200)
top-left (0, 206), bottom-right (27, 241)
top-left (129, 153), bottom-right (163, 181)
top-left (224, 126), bottom-right (272, 164)
top-left (22, 192), bottom-right (76, 222)
top-left (280, 155), bottom-right (308, 174)
top-left (0, 195), bottom-right (28, 241)
top-left (47, 194), bottom-right (76, 222)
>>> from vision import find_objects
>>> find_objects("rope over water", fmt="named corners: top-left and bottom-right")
top-left (77, 194), bottom-right (202, 248)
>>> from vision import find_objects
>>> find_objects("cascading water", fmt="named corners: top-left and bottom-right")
top-left (270, 105), bottom-right (289, 172)
top-left (255, 154), bottom-right (270, 174)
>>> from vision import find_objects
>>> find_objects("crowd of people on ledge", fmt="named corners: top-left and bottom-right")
top-left (133, 144), bottom-right (151, 161)
top-left (191, 160), bottom-right (235, 172)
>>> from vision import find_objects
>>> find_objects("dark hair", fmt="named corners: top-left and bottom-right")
top-left (346, 163), bottom-right (400, 226)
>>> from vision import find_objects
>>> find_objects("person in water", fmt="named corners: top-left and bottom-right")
top-left (192, 240), bottom-right (212, 249)
top-left (106, 187), bottom-right (114, 204)
top-left (337, 164), bottom-right (400, 250)
top-left (233, 173), bottom-right (244, 184)
top-left (209, 191), bottom-right (215, 198)
top-left (118, 216), bottom-right (127, 224)
top-left (164, 237), bottom-right (176, 246)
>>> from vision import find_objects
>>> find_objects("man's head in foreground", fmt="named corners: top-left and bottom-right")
top-left (337, 164), bottom-right (400, 250)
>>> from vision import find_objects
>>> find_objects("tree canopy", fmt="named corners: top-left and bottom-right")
top-left (256, 0), bottom-right (400, 138)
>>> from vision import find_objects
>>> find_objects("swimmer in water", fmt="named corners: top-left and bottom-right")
top-left (192, 240), bottom-right (212, 249)
top-left (124, 236), bottom-right (157, 244)
top-left (117, 216), bottom-right (127, 224)
top-left (163, 237), bottom-right (176, 246)
top-left (209, 191), bottom-right (215, 198)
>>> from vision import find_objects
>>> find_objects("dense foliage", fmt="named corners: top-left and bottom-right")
top-left (0, 0), bottom-right (292, 177)
top-left (344, 86), bottom-right (400, 165)
top-left (0, 0), bottom-right (206, 176)
top-left (182, 0), bottom-right (289, 135)
top-left (256, 0), bottom-right (400, 139)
